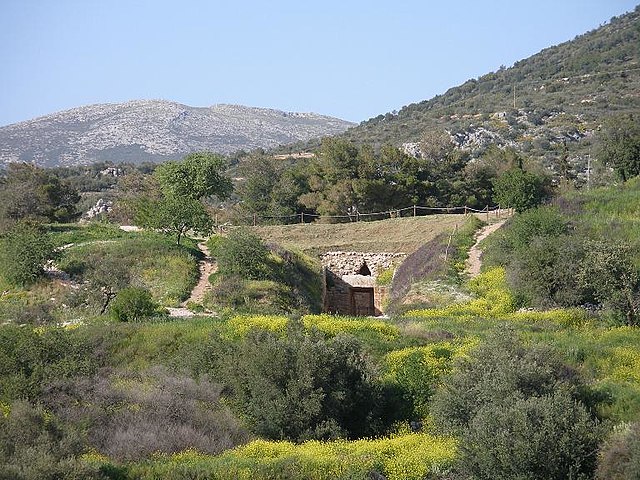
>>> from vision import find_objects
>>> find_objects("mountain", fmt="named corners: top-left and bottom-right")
top-left (0, 100), bottom-right (355, 167)
top-left (281, 7), bottom-right (640, 185)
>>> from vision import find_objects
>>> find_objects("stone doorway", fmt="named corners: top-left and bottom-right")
top-left (350, 287), bottom-right (375, 316)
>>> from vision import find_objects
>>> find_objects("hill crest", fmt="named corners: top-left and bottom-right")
top-left (0, 100), bottom-right (355, 167)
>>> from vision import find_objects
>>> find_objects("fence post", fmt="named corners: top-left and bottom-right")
top-left (300, 212), bottom-right (304, 223)
top-left (464, 205), bottom-right (468, 216)
top-left (253, 213), bottom-right (257, 226)
top-left (413, 205), bottom-right (416, 217)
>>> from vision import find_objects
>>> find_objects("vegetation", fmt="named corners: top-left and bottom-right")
top-left (0, 221), bottom-right (54, 287)
top-left (1, 9), bottom-right (640, 477)
top-left (206, 230), bottom-right (322, 315)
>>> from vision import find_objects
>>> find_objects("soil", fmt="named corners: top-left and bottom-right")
top-left (465, 220), bottom-right (507, 277)
top-left (168, 241), bottom-right (218, 317)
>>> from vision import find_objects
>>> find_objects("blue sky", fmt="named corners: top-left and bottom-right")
top-left (0, 0), bottom-right (637, 126)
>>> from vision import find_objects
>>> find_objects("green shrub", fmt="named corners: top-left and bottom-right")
top-left (492, 168), bottom-right (551, 212)
top-left (0, 222), bottom-right (54, 287)
top-left (212, 320), bottom-right (397, 442)
top-left (216, 229), bottom-right (271, 280)
top-left (459, 390), bottom-right (601, 480)
top-left (431, 328), bottom-right (589, 435)
top-left (578, 240), bottom-right (639, 325)
top-left (110, 287), bottom-right (158, 322)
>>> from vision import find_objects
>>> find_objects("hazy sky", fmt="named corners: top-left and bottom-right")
top-left (0, 0), bottom-right (637, 126)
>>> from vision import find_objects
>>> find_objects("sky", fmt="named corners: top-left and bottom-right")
top-left (0, 0), bottom-right (638, 127)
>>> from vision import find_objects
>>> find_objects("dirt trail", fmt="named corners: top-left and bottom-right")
top-left (465, 220), bottom-right (507, 277)
top-left (184, 241), bottom-right (217, 305)
top-left (168, 241), bottom-right (217, 317)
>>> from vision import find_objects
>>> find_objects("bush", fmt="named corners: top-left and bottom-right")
top-left (213, 320), bottom-right (397, 442)
top-left (216, 229), bottom-right (271, 280)
top-left (579, 240), bottom-right (640, 325)
top-left (44, 367), bottom-right (250, 462)
top-left (431, 328), bottom-right (587, 435)
top-left (110, 287), bottom-right (158, 322)
top-left (492, 168), bottom-right (551, 212)
top-left (459, 390), bottom-right (601, 480)
top-left (0, 221), bottom-right (54, 287)
top-left (0, 401), bottom-right (104, 480)
top-left (597, 422), bottom-right (640, 480)
top-left (507, 234), bottom-right (586, 308)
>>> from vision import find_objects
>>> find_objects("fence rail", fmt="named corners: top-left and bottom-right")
top-left (218, 204), bottom-right (512, 229)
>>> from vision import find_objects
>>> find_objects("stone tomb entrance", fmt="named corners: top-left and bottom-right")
top-left (321, 252), bottom-right (405, 316)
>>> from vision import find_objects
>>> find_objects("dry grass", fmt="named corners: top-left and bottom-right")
top-left (252, 214), bottom-right (468, 254)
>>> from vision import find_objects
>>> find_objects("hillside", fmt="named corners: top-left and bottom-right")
top-left (253, 214), bottom-right (488, 255)
top-left (280, 7), bottom-right (640, 185)
top-left (0, 100), bottom-right (354, 167)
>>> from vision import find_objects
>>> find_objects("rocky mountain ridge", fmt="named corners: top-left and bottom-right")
top-left (0, 100), bottom-right (354, 167)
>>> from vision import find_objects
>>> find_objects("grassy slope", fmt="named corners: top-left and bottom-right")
top-left (253, 213), bottom-right (499, 254)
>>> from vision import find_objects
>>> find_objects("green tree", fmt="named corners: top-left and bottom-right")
top-left (136, 196), bottom-right (213, 245)
top-left (0, 222), bottom-right (54, 287)
top-left (598, 113), bottom-right (640, 181)
top-left (0, 163), bottom-right (80, 230)
top-left (154, 151), bottom-right (233, 201)
top-left (579, 240), bottom-right (639, 325)
top-left (492, 167), bottom-right (551, 212)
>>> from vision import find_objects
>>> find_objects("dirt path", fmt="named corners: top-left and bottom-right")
top-left (167, 241), bottom-right (217, 317)
top-left (465, 220), bottom-right (507, 277)
top-left (184, 241), bottom-right (217, 305)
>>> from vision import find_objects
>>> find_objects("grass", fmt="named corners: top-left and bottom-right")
top-left (253, 214), bottom-right (491, 254)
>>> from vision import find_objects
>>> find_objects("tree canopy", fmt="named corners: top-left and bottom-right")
top-left (154, 151), bottom-right (233, 201)
top-left (598, 113), bottom-right (640, 182)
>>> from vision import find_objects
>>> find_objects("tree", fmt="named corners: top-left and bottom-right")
top-left (0, 222), bottom-right (54, 287)
top-left (136, 196), bottom-right (213, 245)
top-left (579, 240), bottom-right (639, 325)
top-left (598, 113), bottom-right (640, 181)
top-left (154, 151), bottom-right (233, 201)
top-left (0, 163), bottom-right (80, 230)
top-left (135, 152), bottom-right (231, 243)
top-left (492, 167), bottom-right (551, 212)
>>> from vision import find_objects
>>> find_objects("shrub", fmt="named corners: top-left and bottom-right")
top-left (216, 229), bottom-right (271, 280)
top-left (0, 221), bottom-right (54, 287)
top-left (110, 287), bottom-right (158, 322)
top-left (597, 422), bottom-right (640, 480)
top-left (507, 234), bottom-right (586, 308)
top-left (459, 390), bottom-right (601, 480)
top-left (0, 401), bottom-right (104, 480)
top-left (213, 320), bottom-right (395, 442)
top-left (44, 367), bottom-right (250, 462)
top-left (492, 167), bottom-right (551, 212)
top-left (578, 239), bottom-right (640, 325)
top-left (430, 328), bottom-right (587, 435)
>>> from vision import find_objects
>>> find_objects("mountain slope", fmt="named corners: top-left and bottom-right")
top-left (0, 100), bottom-right (354, 167)
top-left (331, 7), bottom-right (640, 184)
